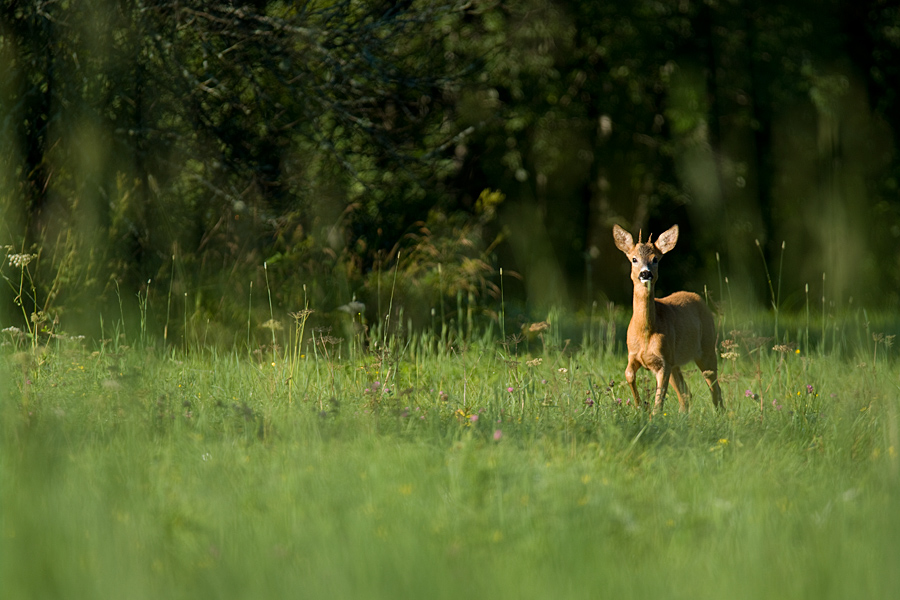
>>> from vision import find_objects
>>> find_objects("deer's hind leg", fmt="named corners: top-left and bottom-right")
top-left (668, 366), bottom-right (691, 412)
top-left (696, 355), bottom-right (724, 411)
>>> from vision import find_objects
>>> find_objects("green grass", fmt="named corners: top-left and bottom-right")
top-left (2, 326), bottom-right (899, 600)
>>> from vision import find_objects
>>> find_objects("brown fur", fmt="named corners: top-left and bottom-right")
top-left (613, 224), bottom-right (723, 413)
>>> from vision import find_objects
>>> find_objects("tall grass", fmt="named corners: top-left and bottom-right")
top-left (2, 304), bottom-right (899, 599)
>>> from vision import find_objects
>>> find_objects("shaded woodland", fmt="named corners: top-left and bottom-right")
top-left (2, 0), bottom-right (900, 339)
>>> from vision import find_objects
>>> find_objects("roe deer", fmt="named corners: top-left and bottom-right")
top-left (612, 224), bottom-right (723, 413)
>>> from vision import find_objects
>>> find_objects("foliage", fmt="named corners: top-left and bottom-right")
top-left (1, 0), bottom-right (477, 332)
top-left (3, 0), bottom-right (900, 337)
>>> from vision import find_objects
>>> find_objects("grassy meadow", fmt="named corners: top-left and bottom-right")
top-left (2, 310), bottom-right (900, 600)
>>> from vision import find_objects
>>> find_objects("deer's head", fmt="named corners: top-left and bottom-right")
top-left (613, 224), bottom-right (679, 290)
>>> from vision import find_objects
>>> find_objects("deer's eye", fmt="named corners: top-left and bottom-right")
top-left (632, 257), bottom-right (638, 263)
top-left (651, 257), bottom-right (658, 264)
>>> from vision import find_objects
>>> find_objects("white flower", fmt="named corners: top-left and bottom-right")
top-left (8, 253), bottom-right (37, 268)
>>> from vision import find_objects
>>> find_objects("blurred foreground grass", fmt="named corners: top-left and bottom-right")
top-left (2, 326), bottom-right (899, 599)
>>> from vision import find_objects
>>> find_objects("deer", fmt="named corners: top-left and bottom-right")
top-left (612, 224), bottom-right (723, 413)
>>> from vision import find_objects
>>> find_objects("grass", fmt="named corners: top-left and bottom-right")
top-left (2, 316), bottom-right (899, 600)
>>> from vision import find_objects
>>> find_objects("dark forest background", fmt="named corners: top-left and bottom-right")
top-left (2, 0), bottom-right (900, 343)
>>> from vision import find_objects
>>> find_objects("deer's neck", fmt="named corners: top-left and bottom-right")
top-left (631, 281), bottom-right (657, 335)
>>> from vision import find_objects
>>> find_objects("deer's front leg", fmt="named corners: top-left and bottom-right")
top-left (625, 356), bottom-right (643, 409)
top-left (643, 354), bottom-right (669, 414)
top-left (653, 365), bottom-right (671, 413)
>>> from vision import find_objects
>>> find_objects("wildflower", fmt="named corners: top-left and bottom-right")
top-left (493, 429), bottom-right (503, 441)
top-left (806, 384), bottom-right (814, 394)
top-left (528, 321), bottom-right (550, 333)
top-left (745, 389), bottom-right (753, 397)
top-left (558, 368), bottom-right (568, 374)
top-left (584, 397), bottom-right (594, 407)
top-left (710, 438), bottom-right (730, 452)
top-left (259, 319), bottom-right (283, 331)
top-left (507, 387), bottom-right (514, 393)
top-left (772, 400), bottom-right (783, 410)
top-left (8, 253), bottom-right (36, 268)
top-left (795, 349), bottom-right (801, 355)
top-left (469, 414), bottom-right (479, 423)
top-left (337, 301), bottom-right (365, 315)
top-left (438, 390), bottom-right (448, 401)
top-left (720, 338), bottom-right (740, 360)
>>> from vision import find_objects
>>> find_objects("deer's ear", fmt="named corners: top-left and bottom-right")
top-left (655, 225), bottom-right (679, 254)
top-left (613, 225), bottom-right (634, 254)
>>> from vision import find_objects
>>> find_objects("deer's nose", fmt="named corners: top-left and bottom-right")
top-left (639, 269), bottom-right (653, 282)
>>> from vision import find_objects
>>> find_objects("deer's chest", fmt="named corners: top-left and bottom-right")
top-left (626, 324), bottom-right (670, 367)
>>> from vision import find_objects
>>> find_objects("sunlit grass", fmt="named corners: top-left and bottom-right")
top-left (2, 318), bottom-right (899, 599)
